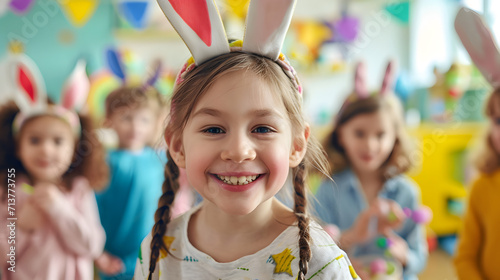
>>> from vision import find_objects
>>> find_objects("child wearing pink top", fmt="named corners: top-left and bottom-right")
top-left (0, 52), bottom-right (108, 279)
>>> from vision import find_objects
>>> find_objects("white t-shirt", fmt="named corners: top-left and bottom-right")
top-left (134, 205), bottom-right (360, 279)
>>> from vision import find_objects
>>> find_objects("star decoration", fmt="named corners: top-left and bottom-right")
top-left (272, 248), bottom-right (296, 276)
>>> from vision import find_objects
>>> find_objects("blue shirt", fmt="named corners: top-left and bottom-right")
top-left (314, 169), bottom-right (428, 280)
top-left (96, 147), bottom-right (166, 280)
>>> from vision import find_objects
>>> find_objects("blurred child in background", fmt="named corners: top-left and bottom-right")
top-left (0, 55), bottom-right (108, 280)
top-left (314, 62), bottom-right (428, 280)
top-left (454, 7), bottom-right (500, 280)
top-left (94, 84), bottom-right (167, 280)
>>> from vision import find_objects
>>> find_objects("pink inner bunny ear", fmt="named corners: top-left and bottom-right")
top-left (18, 65), bottom-right (36, 103)
top-left (455, 7), bottom-right (500, 87)
top-left (354, 62), bottom-right (368, 98)
top-left (380, 60), bottom-right (396, 95)
top-left (243, 0), bottom-right (296, 60)
top-left (157, 0), bottom-right (229, 65)
top-left (61, 60), bottom-right (89, 111)
top-left (168, 0), bottom-right (212, 46)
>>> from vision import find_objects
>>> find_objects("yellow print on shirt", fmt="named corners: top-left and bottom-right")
top-left (160, 236), bottom-right (176, 259)
top-left (272, 248), bottom-right (296, 276)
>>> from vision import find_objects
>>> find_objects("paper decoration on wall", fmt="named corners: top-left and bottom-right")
top-left (225, 0), bottom-right (250, 21)
top-left (384, 1), bottom-right (409, 24)
top-left (9, 0), bottom-right (35, 15)
top-left (59, 0), bottom-right (99, 27)
top-left (118, 0), bottom-right (151, 29)
top-left (87, 48), bottom-right (174, 123)
top-left (294, 20), bottom-right (332, 63)
top-left (329, 15), bottom-right (359, 43)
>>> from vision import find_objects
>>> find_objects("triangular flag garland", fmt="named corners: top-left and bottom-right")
top-left (59, 0), bottom-right (100, 27)
top-left (118, 0), bottom-right (151, 30)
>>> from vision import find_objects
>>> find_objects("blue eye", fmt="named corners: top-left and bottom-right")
top-left (253, 126), bottom-right (273, 133)
top-left (203, 127), bottom-right (225, 134)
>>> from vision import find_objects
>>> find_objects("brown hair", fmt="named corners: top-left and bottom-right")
top-left (475, 88), bottom-right (500, 173)
top-left (0, 101), bottom-right (109, 197)
top-left (147, 52), bottom-right (329, 280)
top-left (323, 93), bottom-right (413, 178)
top-left (105, 86), bottom-right (166, 119)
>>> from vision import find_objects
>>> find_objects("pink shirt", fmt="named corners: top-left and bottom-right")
top-left (0, 176), bottom-right (105, 280)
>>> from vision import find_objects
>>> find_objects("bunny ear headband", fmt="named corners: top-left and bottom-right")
top-left (3, 42), bottom-right (89, 138)
top-left (336, 60), bottom-right (396, 121)
top-left (454, 7), bottom-right (500, 89)
top-left (106, 48), bottom-right (163, 89)
top-left (156, 0), bottom-right (302, 94)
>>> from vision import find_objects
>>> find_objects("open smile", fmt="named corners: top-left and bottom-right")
top-left (215, 174), bottom-right (261, 185)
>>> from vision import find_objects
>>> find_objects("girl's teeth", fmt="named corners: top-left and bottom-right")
top-left (217, 175), bottom-right (259, 185)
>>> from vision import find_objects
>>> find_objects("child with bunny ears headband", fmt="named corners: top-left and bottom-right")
top-left (314, 61), bottom-right (428, 280)
top-left (0, 45), bottom-right (108, 280)
top-left (454, 7), bottom-right (500, 279)
top-left (134, 1), bottom-right (358, 280)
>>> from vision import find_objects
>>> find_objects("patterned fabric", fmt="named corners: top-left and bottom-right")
top-left (134, 204), bottom-right (360, 279)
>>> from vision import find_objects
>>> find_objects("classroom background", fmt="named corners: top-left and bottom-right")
top-left (0, 0), bottom-right (494, 279)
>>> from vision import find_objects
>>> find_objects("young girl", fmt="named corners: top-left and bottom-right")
top-left (314, 62), bottom-right (428, 280)
top-left (135, 0), bottom-right (358, 279)
top-left (454, 7), bottom-right (500, 279)
top-left (0, 51), bottom-right (108, 279)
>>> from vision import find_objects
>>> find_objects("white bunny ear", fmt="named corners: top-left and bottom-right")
top-left (61, 60), bottom-right (89, 111)
top-left (6, 50), bottom-right (47, 113)
top-left (156, 0), bottom-right (229, 65)
top-left (380, 60), bottom-right (396, 95)
top-left (242, 0), bottom-right (296, 60)
top-left (455, 7), bottom-right (500, 88)
top-left (354, 62), bottom-right (368, 98)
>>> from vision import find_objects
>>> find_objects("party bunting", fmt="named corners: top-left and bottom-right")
top-left (59, 0), bottom-right (99, 27)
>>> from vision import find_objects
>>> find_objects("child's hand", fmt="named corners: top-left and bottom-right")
top-left (350, 258), bottom-right (370, 280)
top-left (95, 252), bottom-right (125, 276)
top-left (383, 229), bottom-right (409, 266)
top-left (18, 199), bottom-right (44, 232)
top-left (375, 199), bottom-right (406, 233)
top-left (31, 183), bottom-right (64, 213)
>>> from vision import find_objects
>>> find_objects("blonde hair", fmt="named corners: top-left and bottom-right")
top-left (324, 93), bottom-right (413, 178)
top-left (475, 88), bottom-right (500, 173)
top-left (147, 52), bottom-right (329, 280)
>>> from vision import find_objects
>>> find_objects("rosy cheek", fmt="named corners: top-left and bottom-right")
top-left (266, 153), bottom-right (291, 191)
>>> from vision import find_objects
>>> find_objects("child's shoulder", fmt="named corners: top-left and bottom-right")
top-left (307, 220), bottom-right (357, 279)
top-left (470, 169), bottom-right (500, 193)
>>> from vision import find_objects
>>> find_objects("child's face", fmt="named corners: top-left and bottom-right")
top-left (107, 106), bottom-right (157, 151)
top-left (171, 70), bottom-right (303, 216)
top-left (339, 110), bottom-right (396, 173)
top-left (18, 116), bottom-right (75, 183)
